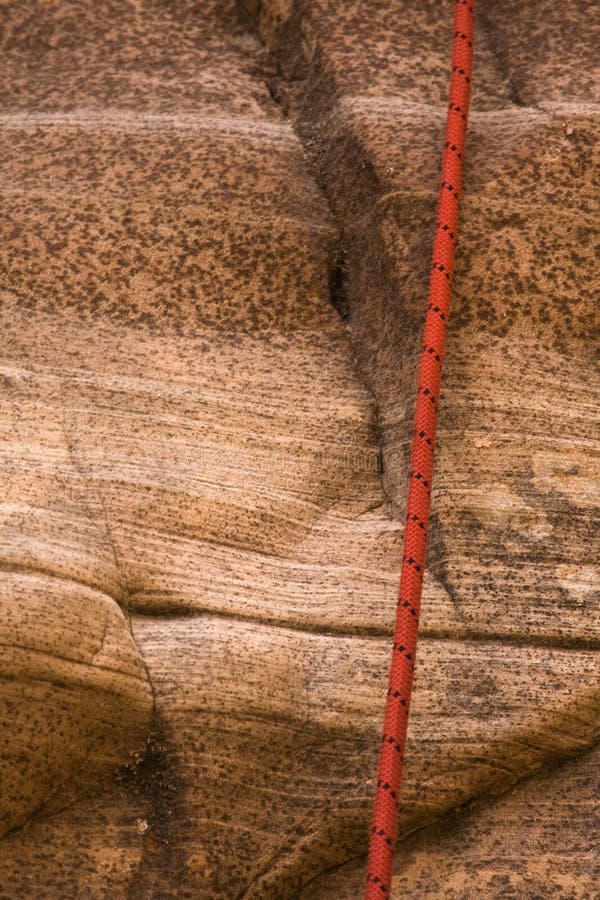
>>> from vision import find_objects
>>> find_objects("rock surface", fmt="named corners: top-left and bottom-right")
top-left (299, 746), bottom-right (600, 898)
top-left (0, 1), bottom-right (598, 897)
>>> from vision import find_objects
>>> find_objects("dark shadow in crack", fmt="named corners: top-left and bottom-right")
top-left (122, 716), bottom-right (188, 900)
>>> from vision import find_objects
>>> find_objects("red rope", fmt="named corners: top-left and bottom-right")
top-left (365, 2), bottom-right (475, 896)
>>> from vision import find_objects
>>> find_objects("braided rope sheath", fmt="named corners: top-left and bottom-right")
top-left (365, 2), bottom-right (475, 896)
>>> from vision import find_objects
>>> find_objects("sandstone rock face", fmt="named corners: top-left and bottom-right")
top-left (0, 572), bottom-right (152, 836)
top-left (0, 1), bottom-right (598, 897)
top-left (299, 746), bottom-right (600, 899)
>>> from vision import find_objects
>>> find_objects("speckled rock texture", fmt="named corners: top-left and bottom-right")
top-left (0, 1), bottom-right (598, 897)
top-left (299, 746), bottom-right (600, 898)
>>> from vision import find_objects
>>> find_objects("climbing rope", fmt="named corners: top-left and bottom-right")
top-left (365, 2), bottom-right (475, 896)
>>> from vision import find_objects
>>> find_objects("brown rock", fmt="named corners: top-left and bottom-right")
top-left (300, 747), bottom-right (600, 898)
top-left (0, 1), bottom-right (598, 897)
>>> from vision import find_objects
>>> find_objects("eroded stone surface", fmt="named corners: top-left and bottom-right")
top-left (300, 747), bottom-right (600, 898)
top-left (251, 0), bottom-right (600, 643)
top-left (0, 0), bottom-right (598, 897)
top-left (0, 571), bottom-right (152, 837)
top-left (131, 615), bottom-right (599, 896)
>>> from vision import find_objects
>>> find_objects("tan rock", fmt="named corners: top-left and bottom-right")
top-left (300, 747), bottom-right (600, 898)
top-left (0, 0), bottom-right (598, 897)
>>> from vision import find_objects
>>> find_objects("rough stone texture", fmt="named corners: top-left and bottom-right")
top-left (0, 1), bottom-right (598, 897)
top-left (245, 0), bottom-right (600, 893)
top-left (130, 618), bottom-right (598, 896)
top-left (252, 0), bottom-right (600, 644)
top-left (299, 747), bottom-right (600, 898)
top-left (0, 571), bottom-right (152, 838)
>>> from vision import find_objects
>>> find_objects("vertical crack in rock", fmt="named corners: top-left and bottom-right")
top-left (477, 2), bottom-right (526, 107)
top-left (121, 608), bottom-right (186, 899)
top-left (122, 716), bottom-right (187, 900)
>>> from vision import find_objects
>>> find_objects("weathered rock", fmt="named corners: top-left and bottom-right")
top-left (300, 747), bottom-right (600, 898)
top-left (0, 571), bottom-right (152, 837)
top-left (252, 0), bottom-right (600, 643)
top-left (0, 0), bottom-right (598, 896)
top-left (131, 616), bottom-right (598, 896)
